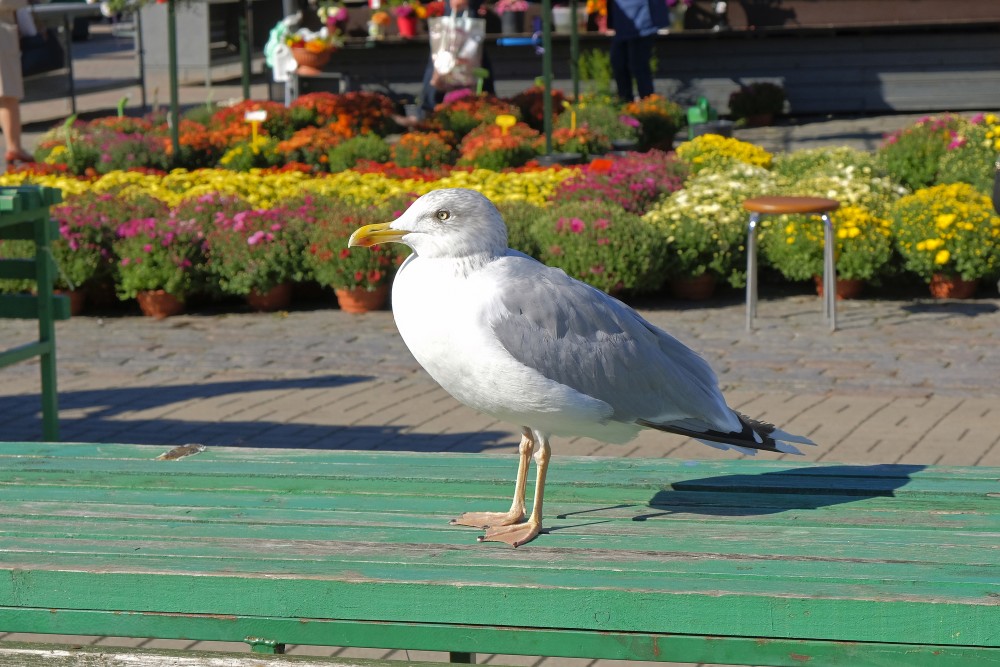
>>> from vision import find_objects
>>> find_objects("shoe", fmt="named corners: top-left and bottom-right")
top-left (5, 149), bottom-right (35, 165)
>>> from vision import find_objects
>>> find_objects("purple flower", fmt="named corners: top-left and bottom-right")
top-left (569, 217), bottom-right (585, 233)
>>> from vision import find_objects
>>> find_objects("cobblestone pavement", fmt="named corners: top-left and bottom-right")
top-left (4, 290), bottom-right (1000, 469)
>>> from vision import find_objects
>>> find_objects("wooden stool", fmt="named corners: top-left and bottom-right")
top-left (744, 196), bottom-right (840, 332)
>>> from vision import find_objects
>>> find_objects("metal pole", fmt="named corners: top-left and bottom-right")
top-left (822, 213), bottom-right (837, 331)
top-left (136, 9), bottom-right (148, 110)
top-left (167, 0), bottom-right (180, 158)
top-left (569, 0), bottom-right (579, 100)
top-left (541, 0), bottom-right (553, 154)
top-left (239, 0), bottom-right (251, 100)
top-left (745, 213), bottom-right (759, 332)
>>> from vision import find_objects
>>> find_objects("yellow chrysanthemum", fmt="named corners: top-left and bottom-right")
top-left (935, 213), bottom-right (956, 229)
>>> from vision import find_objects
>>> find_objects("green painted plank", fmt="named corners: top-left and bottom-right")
top-left (0, 294), bottom-right (71, 321)
top-left (2, 614), bottom-right (998, 667)
top-left (3, 485), bottom-right (996, 531)
top-left (0, 221), bottom-right (37, 239)
top-left (0, 569), bottom-right (996, 646)
top-left (2, 460), bottom-right (995, 498)
top-left (0, 530), bottom-right (994, 590)
top-left (3, 515), bottom-right (998, 570)
top-left (0, 445), bottom-right (996, 655)
top-left (1, 545), bottom-right (997, 609)
top-left (0, 341), bottom-right (50, 367)
top-left (3, 491), bottom-right (994, 533)
top-left (0, 259), bottom-right (38, 280)
top-left (1, 443), bottom-right (997, 483)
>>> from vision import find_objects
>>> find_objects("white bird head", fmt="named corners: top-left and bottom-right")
top-left (348, 188), bottom-right (509, 260)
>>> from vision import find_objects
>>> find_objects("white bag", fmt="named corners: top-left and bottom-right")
top-left (428, 13), bottom-right (485, 89)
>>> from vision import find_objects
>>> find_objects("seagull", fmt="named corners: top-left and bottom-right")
top-left (348, 188), bottom-right (814, 547)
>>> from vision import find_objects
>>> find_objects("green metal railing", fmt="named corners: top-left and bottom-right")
top-left (0, 186), bottom-right (70, 441)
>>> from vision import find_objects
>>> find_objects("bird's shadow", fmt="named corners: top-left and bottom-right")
top-left (632, 464), bottom-right (927, 519)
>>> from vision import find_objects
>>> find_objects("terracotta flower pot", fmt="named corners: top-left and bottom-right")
top-left (813, 275), bottom-right (865, 300)
top-left (54, 289), bottom-right (86, 316)
top-left (335, 285), bottom-right (389, 313)
top-left (929, 273), bottom-right (979, 299)
top-left (246, 283), bottom-right (293, 312)
top-left (744, 113), bottom-right (775, 128)
top-left (136, 290), bottom-right (185, 319)
top-left (291, 46), bottom-right (333, 75)
top-left (669, 273), bottom-right (716, 301)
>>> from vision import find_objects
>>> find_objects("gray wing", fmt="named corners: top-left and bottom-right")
top-left (484, 254), bottom-right (738, 429)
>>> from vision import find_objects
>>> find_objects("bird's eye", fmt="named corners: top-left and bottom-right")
top-left (435, 209), bottom-right (451, 221)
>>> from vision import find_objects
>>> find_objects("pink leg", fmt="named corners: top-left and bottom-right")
top-left (478, 434), bottom-right (550, 548)
top-left (450, 429), bottom-right (534, 529)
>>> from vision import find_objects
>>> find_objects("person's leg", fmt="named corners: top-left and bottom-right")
top-left (630, 35), bottom-right (656, 99)
top-left (0, 95), bottom-right (29, 158)
top-left (610, 38), bottom-right (633, 102)
top-left (420, 59), bottom-right (441, 112)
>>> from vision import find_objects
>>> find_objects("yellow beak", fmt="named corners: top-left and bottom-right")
top-left (348, 222), bottom-right (407, 248)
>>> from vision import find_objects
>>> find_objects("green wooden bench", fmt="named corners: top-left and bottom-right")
top-left (0, 442), bottom-right (997, 666)
top-left (0, 187), bottom-right (69, 441)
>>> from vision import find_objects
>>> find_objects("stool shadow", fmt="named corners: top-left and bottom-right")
top-left (634, 463), bottom-right (927, 519)
top-left (901, 301), bottom-right (998, 317)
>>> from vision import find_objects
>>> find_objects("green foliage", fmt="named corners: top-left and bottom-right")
top-left (181, 104), bottom-right (218, 126)
top-left (0, 239), bottom-right (36, 294)
top-left (936, 122), bottom-right (998, 194)
top-left (218, 138), bottom-right (282, 171)
top-left (206, 206), bottom-right (308, 296)
top-left (562, 96), bottom-right (637, 143)
top-left (772, 146), bottom-right (884, 181)
top-left (95, 133), bottom-right (171, 174)
top-left (762, 206), bottom-right (894, 282)
top-left (623, 94), bottom-right (684, 151)
top-left (302, 196), bottom-right (405, 290)
top-left (327, 135), bottom-right (391, 172)
top-left (112, 216), bottom-right (209, 300)
top-left (457, 123), bottom-right (541, 170)
top-left (495, 200), bottom-right (544, 257)
top-left (531, 200), bottom-right (668, 294)
top-left (578, 49), bottom-right (613, 97)
top-left (49, 192), bottom-right (170, 291)
top-left (643, 162), bottom-right (776, 287)
top-left (431, 94), bottom-right (522, 142)
top-left (889, 182), bottom-right (1000, 282)
top-left (391, 131), bottom-right (456, 169)
top-left (876, 113), bottom-right (968, 191)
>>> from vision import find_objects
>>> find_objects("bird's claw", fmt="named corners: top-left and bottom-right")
top-left (450, 510), bottom-right (525, 529)
top-left (477, 521), bottom-right (541, 548)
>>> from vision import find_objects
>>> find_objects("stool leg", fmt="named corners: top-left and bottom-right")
top-left (822, 213), bottom-right (836, 331)
top-left (746, 213), bottom-right (760, 332)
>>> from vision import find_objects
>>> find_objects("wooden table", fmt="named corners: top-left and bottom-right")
top-left (27, 2), bottom-right (147, 113)
top-left (0, 442), bottom-right (997, 666)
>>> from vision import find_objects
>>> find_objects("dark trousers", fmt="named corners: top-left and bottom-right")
top-left (610, 34), bottom-right (655, 102)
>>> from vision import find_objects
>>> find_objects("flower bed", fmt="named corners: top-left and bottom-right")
top-left (3, 97), bottom-right (1000, 313)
